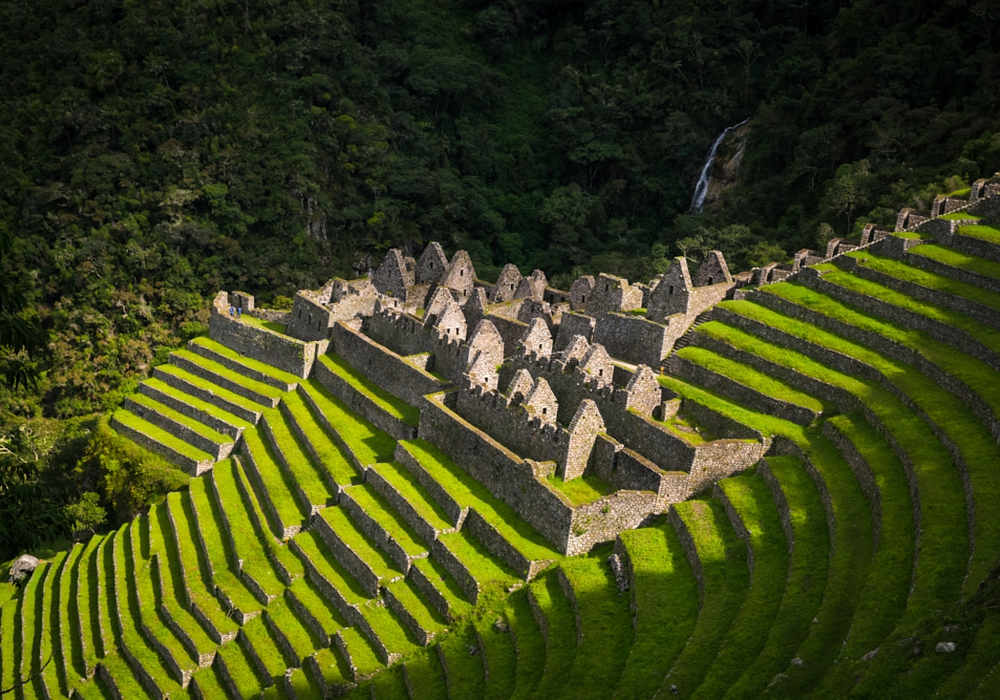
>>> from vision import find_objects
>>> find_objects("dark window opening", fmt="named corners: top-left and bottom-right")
top-left (668, 285), bottom-right (674, 295)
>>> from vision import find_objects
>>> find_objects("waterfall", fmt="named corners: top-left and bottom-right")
top-left (690, 118), bottom-right (750, 213)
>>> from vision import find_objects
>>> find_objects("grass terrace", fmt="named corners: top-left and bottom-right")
top-left (299, 380), bottom-right (397, 465)
top-left (939, 211), bottom-right (980, 220)
top-left (240, 314), bottom-right (287, 334)
top-left (545, 473), bottom-right (614, 505)
top-left (844, 250), bottom-right (1000, 315)
top-left (262, 407), bottom-right (336, 508)
top-left (112, 409), bottom-right (214, 464)
top-left (957, 223), bottom-right (1000, 243)
top-left (128, 392), bottom-right (232, 445)
top-left (320, 353), bottom-right (421, 427)
top-left (218, 638), bottom-right (265, 697)
top-left (338, 626), bottom-right (384, 679)
top-left (368, 462), bottom-right (454, 534)
top-left (290, 530), bottom-right (368, 607)
top-left (506, 587), bottom-right (545, 699)
top-left (172, 349), bottom-right (285, 403)
top-left (475, 615), bottom-right (517, 700)
top-left (155, 364), bottom-right (266, 417)
top-left (614, 521), bottom-right (699, 700)
top-left (908, 242), bottom-right (1000, 280)
top-left (343, 485), bottom-right (428, 558)
top-left (410, 557), bottom-right (475, 621)
top-left (438, 625), bottom-right (486, 699)
top-left (281, 389), bottom-right (361, 486)
top-left (658, 499), bottom-right (748, 697)
top-left (526, 571), bottom-right (578, 699)
top-left (317, 505), bottom-right (404, 583)
top-left (241, 427), bottom-right (311, 534)
top-left (359, 601), bottom-right (422, 658)
top-left (190, 336), bottom-right (301, 386)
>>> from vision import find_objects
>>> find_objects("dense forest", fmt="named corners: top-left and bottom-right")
top-left (3, 0), bottom-right (1000, 556)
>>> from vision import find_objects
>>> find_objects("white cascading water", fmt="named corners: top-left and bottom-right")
top-left (690, 118), bottom-right (750, 213)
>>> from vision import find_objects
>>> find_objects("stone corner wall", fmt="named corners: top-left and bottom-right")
top-left (209, 304), bottom-right (316, 378)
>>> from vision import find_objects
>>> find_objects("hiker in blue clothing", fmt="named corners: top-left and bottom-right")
top-left (229, 304), bottom-right (235, 317)
top-left (237, 305), bottom-right (243, 319)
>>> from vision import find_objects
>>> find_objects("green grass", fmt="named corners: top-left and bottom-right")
top-left (1, 601), bottom-right (18, 696)
top-left (128, 392), bottom-right (232, 444)
top-left (368, 662), bottom-right (410, 700)
top-left (909, 242), bottom-right (1000, 280)
top-left (437, 531), bottom-right (520, 591)
top-left (723, 456), bottom-right (830, 699)
top-left (187, 478), bottom-right (264, 615)
top-left (402, 647), bottom-right (449, 699)
top-left (309, 645), bottom-right (353, 690)
top-left (57, 543), bottom-right (87, 694)
top-left (239, 313), bottom-right (287, 334)
top-left (290, 530), bottom-right (368, 607)
top-left (190, 664), bottom-right (229, 700)
top-left (94, 536), bottom-right (117, 661)
top-left (218, 638), bottom-right (265, 697)
top-left (386, 578), bottom-right (449, 637)
top-left (475, 615), bottom-right (517, 700)
top-left (208, 461), bottom-right (286, 599)
top-left (750, 287), bottom-right (1000, 595)
top-left (344, 484), bottom-right (428, 557)
top-left (155, 364), bottom-right (266, 415)
top-left (939, 210), bottom-right (979, 220)
top-left (699, 312), bottom-right (968, 616)
top-left (263, 407), bottom-right (336, 507)
top-left (280, 390), bottom-right (361, 486)
top-left (506, 587), bottom-right (546, 700)
top-left (75, 534), bottom-right (106, 672)
top-left (242, 615), bottom-right (290, 679)
top-left (338, 626), bottom-right (384, 679)
top-left (20, 557), bottom-right (50, 699)
top-left (691, 475), bottom-right (788, 699)
top-left (545, 473), bottom-right (614, 505)
top-left (288, 576), bottom-right (349, 638)
top-left (39, 551), bottom-right (67, 700)
top-left (191, 336), bottom-right (301, 385)
top-left (400, 440), bottom-right (559, 562)
top-left (320, 353), bottom-right (421, 426)
top-left (438, 625), bottom-right (486, 700)
top-left (242, 427), bottom-right (311, 533)
top-left (112, 409), bottom-right (214, 463)
top-left (318, 506), bottom-right (404, 582)
top-left (765, 281), bottom-right (1000, 420)
top-left (846, 249), bottom-right (1000, 315)
top-left (614, 522), bottom-right (700, 700)
top-left (369, 462), bottom-right (453, 533)
top-left (816, 263), bottom-right (1000, 358)
top-left (360, 602), bottom-right (422, 657)
top-left (411, 557), bottom-right (475, 620)
top-left (657, 499), bottom-right (749, 698)
top-left (557, 557), bottom-right (633, 700)
top-left (164, 493), bottom-right (240, 641)
top-left (527, 570), bottom-right (578, 699)
top-left (172, 349), bottom-right (285, 400)
top-left (266, 598), bottom-right (319, 662)
top-left (287, 664), bottom-right (323, 700)
top-left (142, 376), bottom-right (252, 429)
top-left (662, 412), bottom-right (710, 444)
top-left (100, 651), bottom-right (154, 699)
top-left (957, 223), bottom-right (1000, 243)
top-left (300, 380), bottom-right (398, 465)
top-left (677, 345), bottom-right (827, 414)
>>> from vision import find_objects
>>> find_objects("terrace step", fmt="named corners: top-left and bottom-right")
top-left (37, 552), bottom-right (66, 700)
top-left (613, 522), bottom-right (700, 700)
top-left (355, 601), bottom-right (422, 664)
top-left (289, 530), bottom-right (368, 617)
top-left (75, 534), bottom-right (107, 676)
top-left (555, 559), bottom-right (632, 700)
top-left (285, 577), bottom-right (348, 648)
top-left (314, 353), bottom-right (419, 440)
top-left (312, 505), bottom-right (405, 598)
top-left (164, 493), bottom-right (240, 645)
top-left (724, 455), bottom-right (831, 699)
top-left (215, 639), bottom-right (266, 699)
top-left (154, 364), bottom-right (264, 424)
top-left (170, 349), bottom-right (284, 408)
top-left (659, 499), bottom-right (748, 698)
top-left (505, 587), bottom-right (545, 699)
top-left (365, 461), bottom-right (455, 545)
top-left (285, 663), bottom-right (324, 699)
top-left (263, 598), bottom-right (320, 666)
top-left (431, 530), bottom-right (519, 605)
top-left (898, 240), bottom-right (1000, 296)
top-left (110, 409), bottom-right (214, 476)
top-left (396, 439), bottom-right (559, 580)
top-left (139, 377), bottom-right (250, 439)
top-left (383, 579), bottom-right (448, 646)
top-left (304, 646), bottom-right (353, 697)
top-left (474, 614), bottom-right (517, 700)
top-left (408, 557), bottom-right (474, 623)
top-left (189, 336), bottom-right (301, 391)
top-left (279, 389), bottom-right (361, 492)
top-left (335, 626), bottom-right (384, 683)
top-left (401, 647), bottom-right (449, 700)
top-left (340, 484), bottom-right (430, 573)
top-left (98, 651), bottom-right (155, 700)
top-left (259, 408), bottom-right (336, 512)
top-left (526, 570), bottom-right (579, 699)
top-left (56, 543), bottom-right (87, 696)
top-left (240, 615), bottom-right (289, 682)
top-left (125, 393), bottom-right (234, 461)
top-left (689, 474), bottom-right (788, 699)
top-left (298, 379), bottom-right (399, 469)
top-left (437, 626), bottom-right (486, 700)
top-left (240, 427), bottom-right (310, 540)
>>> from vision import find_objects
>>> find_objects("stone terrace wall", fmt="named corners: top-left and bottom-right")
top-left (209, 292), bottom-right (317, 377)
top-left (565, 490), bottom-right (659, 555)
top-left (594, 313), bottom-right (672, 367)
top-left (331, 323), bottom-right (444, 407)
top-left (419, 391), bottom-right (576, 552)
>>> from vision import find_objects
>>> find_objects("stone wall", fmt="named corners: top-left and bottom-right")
top-left (313, 355), bottom-right (417, 441)
top-left (418, 391), bottom-right (577, 552)
top-left (331, 323), bottom-right (444, 407)
top-left (209, 292), bottom-right (317, 377)
top-left (593, 313), bottom-right (672, 367)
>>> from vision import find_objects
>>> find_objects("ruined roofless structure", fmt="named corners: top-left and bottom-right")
top-left (19, 172), bottom-right (1000, 698)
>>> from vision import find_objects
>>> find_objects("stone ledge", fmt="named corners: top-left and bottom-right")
top-left (170, 353), bottom-right (280, 409)
top-left (110, 413), bottom-right (212, 477)
top-left (138, 381), bottom-right (245, 440)
top-left (153, 367), bottom-right (263, 424)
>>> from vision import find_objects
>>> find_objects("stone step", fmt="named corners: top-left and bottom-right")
top-left (431, 530), bottom-right (519, 605)
top-left (139, 377), bottom-right (250, 439)
top-left (125, 394), bottom-right (234, 461)
top-left (304, 646), bottom-right (353, 697)
top-left (189, 336), bottom-right (301, 391)
top-left (215, 639), bottom-right (266, 699)
top-left (169, 349), bottom-right (284, 408)
top-left (312, 506), bottom-right (405, 598)
top-left (110, 409), bottom-right (215, 476)
top-left (407, 557), bottom-right (474, 623)
top-left (260, 408), bottom-right (336, 512)
top-left (525, 571), bottom-right (578, 699)
top-left (279, 389), bottom-right (361, 491)
top-left (364, 462), bottom-right (456, 546)
top-left (263, 598), bottom-right (319, 666)
top-left (239, 615), bottom-right (288, 683)
top-left (383, 579), bottom-right (449, 646)
top-left (339, 484), bottom-right (430, 573)
top-left (288, 530), bottom-right (368, 619)
top-left (153, 364), bottom-right (263, 424)
top-left (285, 577), bottom-right (348, 649)
top-left (314, 353), bottom-right (419, 440)
top-left (240, 428), bottom-right (309, 540)
top-left (334, 626), bottom-right (384, 683)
